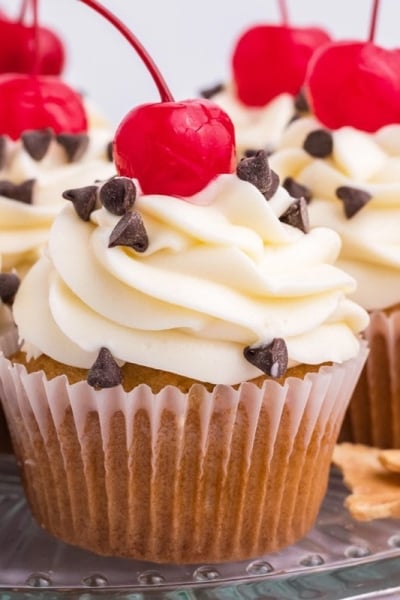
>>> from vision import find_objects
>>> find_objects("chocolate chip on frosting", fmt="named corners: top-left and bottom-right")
top-left (237, 149), bottom-right (280, 200)
top-left (87, 347), bottom-right (123, 389)
top-left (22, 128), bottom-right (54, 161)
top-left (244, 338), bottom-right (288, 378)
top-left (199, 82), bottom-right (225, 99)
top-left (100, 177), bottom-right (136, 215)
top-left (283, 177), bottom-right (312, 204)
top-left (0, 273), bottom-right (20, 305)
top-left (303, 129), bottom-right (333, 158)
top-left (280, 197), bottom-right (310, 233)
top-left (0, 136), bottom-right (6, 169)
top-left (108, 211), bottom-right (149, 253)
top-left (62, 185), bottom-right (98, 221)
top-left (336, 186), bottom-right (372, 219)
top-left (294, 89), bottom-right (310, 113)
top-left (0, 179), bottom-right (35, 204)
top-left (56, 133), bottom-right (89, 162)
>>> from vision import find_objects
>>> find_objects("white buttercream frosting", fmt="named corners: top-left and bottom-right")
top-left (211, 87), bottom-right (296, 156)
top-left (14, 174), bottom-right (368, 385)
top-left (270, 117), bottom-right (400, 310)
top-left (0, 129), bottom-right (116, 272)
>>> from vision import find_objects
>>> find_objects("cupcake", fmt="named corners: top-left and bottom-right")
top-left (201, 16), bottom-right (330, 157)
top-left (0, 0), bottom-right (368, 563)
top-left (269, 31), bottom-right (400, 448)
top-left (0, 147), bottom-right (368, 561)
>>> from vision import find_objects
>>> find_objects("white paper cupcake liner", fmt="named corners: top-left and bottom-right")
top-left (0, 342), bottom-right (367, 563)
top-left (341, 309), bottom-right (400, 448)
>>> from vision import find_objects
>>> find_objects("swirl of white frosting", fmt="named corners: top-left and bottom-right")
top-left (211, 87), bottom-right (296, 156)
top-left (0, 129), bottom-right (116, 272)
top-left (13, 174), bottom-right (368, 385)
top-left (270, 117), bottom-right (400, 310)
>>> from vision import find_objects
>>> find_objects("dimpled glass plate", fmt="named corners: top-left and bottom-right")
top-left (1, 455), bottom-right (400, 600)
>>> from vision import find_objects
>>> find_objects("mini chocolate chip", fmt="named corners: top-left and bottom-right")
top-left (237, 149), bottom-right (280, 200)
top-left (303, 129), bottom-right (333, 158)
top-left (100, 177), bottom-right (136, 216)
top-left (283, 177), bottom-right (312, 203)
top-left (108, 211), bottom-right (149, 252)
top-left (244, 338), bottom-right (288, 378)
top-left (294, 89), bottom-right (310, 113)
top-left (106, 141), bottom-right (113, 162)
top-left (0, 273), bottom-right (20, 305)
top-left (22, 128), bottom-right (53, 161)
top-left (280, 197), bottom-right (310, 233)
top-left (199, 82), bottom-right (225, 99)
top-left (56, 133), bottom-right (89, 162)
top-left (0, 136), bottom-right (7, 169)
top-left (336, 186), bottom-right (372, 219)
top-left (0, 179), bottom-right (35, 204)
top-left (243, 148), bottom-right (267, 158)
top-left (63, 185), bottom-right (98, 221)
top-left (87, 347), bottom-right (123, 389)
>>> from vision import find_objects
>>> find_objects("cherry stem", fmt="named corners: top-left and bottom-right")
top-left (31, 0), bottom-right (40, 77)
top-left (278, 0), bottom-right (289, 25)
top-left (18, 0), bottom-right (30, 23)
top-left (368, 0), bottom-right (380, 42)
top-left (78, 0), bottom-right (174, 103)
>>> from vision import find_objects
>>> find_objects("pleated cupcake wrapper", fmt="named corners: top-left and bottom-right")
top-left (0, 323), bottom-right (18, 452)
top-left (0, 343), bottom-right (367, 563)
top-left (341, 310), bottom-right (400, 448)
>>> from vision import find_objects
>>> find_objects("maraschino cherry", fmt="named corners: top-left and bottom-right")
top-left (0, 0), bottom-right (65, 76)
top-left (79, 0), bottom-right (235, 198)
top-left (306, 0), bottom-right (400, 132)
top-left (232, 0), bottom-right (331, 107)
top-left (0, 0), bottom-right (86, 140)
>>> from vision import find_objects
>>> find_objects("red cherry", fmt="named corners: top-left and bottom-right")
top-left (306, 41), bottom-right (400, 132)
top-left (232, 25), bottom-right (331, 107)
top-left (8, 23), bottom-right (65, 76)
top-left (80, 0), bottom-right (236, 198)
top-left (114, 99), bottom-right (236, 197)
top-left (0, 74), bottom-right (87, 140)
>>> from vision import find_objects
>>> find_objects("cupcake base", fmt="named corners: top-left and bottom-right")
top-left (341, 308), bottom-right (400, 448)
top-left (0, 346), bottom-right (367, 563)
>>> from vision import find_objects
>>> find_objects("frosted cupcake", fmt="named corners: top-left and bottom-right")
top-left (269, 30), bottom-right (400, 448)
top-left (202, 14), bottom-right (330, 157)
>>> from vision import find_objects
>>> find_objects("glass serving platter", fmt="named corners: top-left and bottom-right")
top-left (1, 454), bottom-right (400, 600)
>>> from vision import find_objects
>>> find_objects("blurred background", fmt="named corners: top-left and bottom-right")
top-left (1, 0), bottom-right (399, 126)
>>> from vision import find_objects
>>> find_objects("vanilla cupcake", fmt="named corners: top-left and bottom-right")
top-left (270, 116), bottom-right (400, 447)
top-left (0, 149), bottom-right (368, 562)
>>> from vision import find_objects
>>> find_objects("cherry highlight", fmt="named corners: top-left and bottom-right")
top-left (368, 0), bottom-right (380, 43)
top-left (78, 0), bottom-right (174, 102)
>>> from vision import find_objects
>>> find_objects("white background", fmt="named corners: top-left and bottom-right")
top-left (2, 0), bottom-right (400, 126)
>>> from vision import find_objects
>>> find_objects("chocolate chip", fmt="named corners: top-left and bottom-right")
top-left (62, 185), bottom-right (98, 221)
top-left (237, 150), bottom-right (280, 200)
top-left (106, 141), bottom-right (113, 162)
top-left (22, 128), bottom-right (53, 161)
top-left (100, 177), bottom-right (136, 216)
top-left (108, 211), bottom-right (149, 252)
top-left (283, 177), bottom-right (312, 203)
top-left (280, 197), bottom-right (310, 233)
top-left (336, 186), bottom-right (372, 219)
top-left (243, 148), bottom-right (268, 158)
top-left (87, 347), bottom-right (123, 389)
top-left (0, 273), bottom-right (20, 305)
top-left (0, 136), bottom-right (7, 169)
top-left (0, 179), bottom-right (35, 204)
top-left (243, 338), bottom-right (288, 378)
top-left (199, 82), bottom-right (225, 99)
top-left (303, 129), bottom-right (333, 158)
top-left (294, 89), bottom-right (309, 113)
top-left (56, 133), bottom-right (89, 162)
